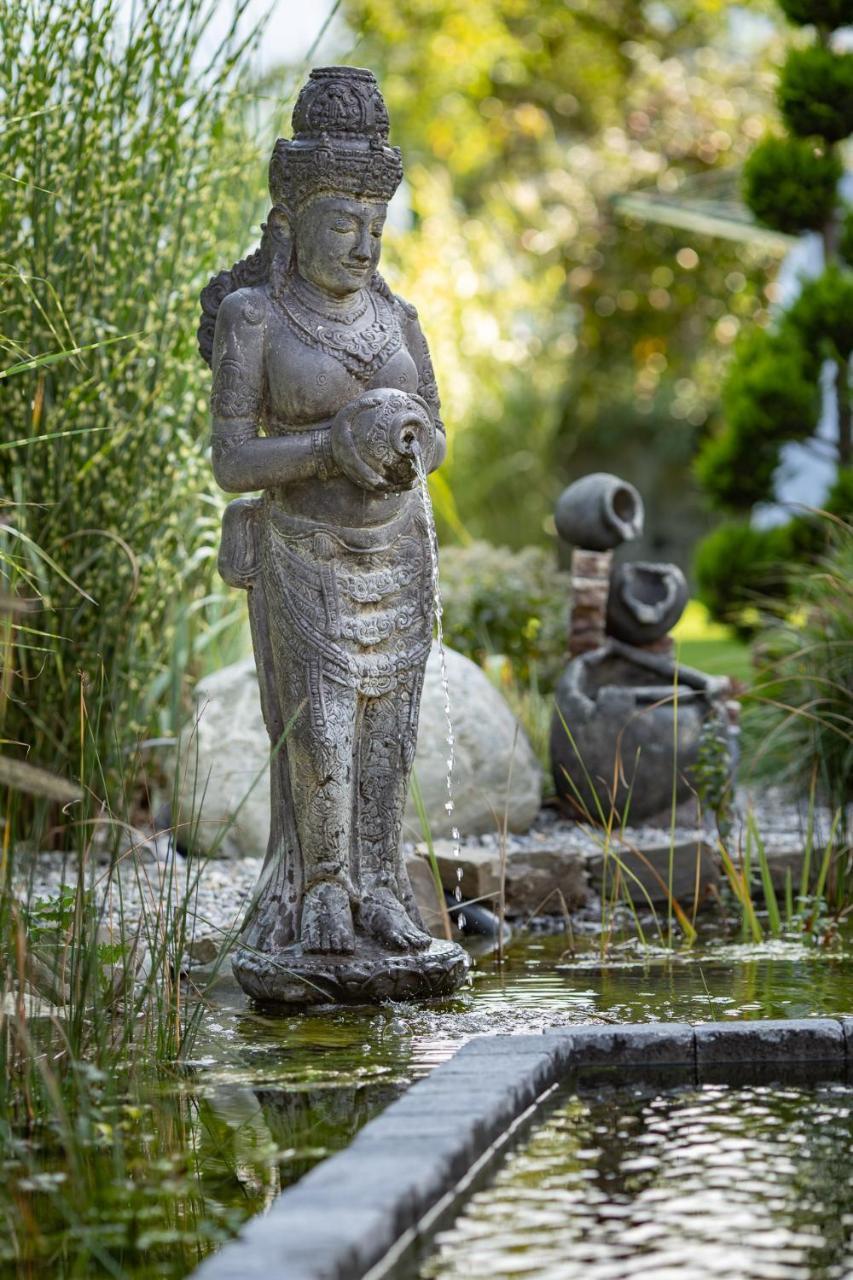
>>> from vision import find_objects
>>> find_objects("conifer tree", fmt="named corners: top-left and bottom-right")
top-left (695, 0), bottom-right (853, 627)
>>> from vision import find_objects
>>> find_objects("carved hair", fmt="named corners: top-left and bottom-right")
top-left (197, 67), bottom-right (402, 368)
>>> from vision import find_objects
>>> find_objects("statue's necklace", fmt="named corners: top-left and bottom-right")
top-left (277, 277), bottom-right (402, 383)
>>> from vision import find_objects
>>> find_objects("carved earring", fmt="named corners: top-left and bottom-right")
top-left (265, 204), bottom-right (295, 293)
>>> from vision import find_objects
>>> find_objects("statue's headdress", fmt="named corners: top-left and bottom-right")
top-left (198, 67), bottom-right (401, 366)
top-left (269, 67), bottom-right (403, 208)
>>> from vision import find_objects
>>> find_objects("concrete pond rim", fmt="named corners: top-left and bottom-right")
top-left (190, 1015), bottom-right (853, 1280)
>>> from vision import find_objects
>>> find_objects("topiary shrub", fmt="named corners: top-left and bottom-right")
top-left (782, 265), bottom-right (853, 361)
top-left (742, 135), bottom-right (841, 235)
top-left (437, 540), bottom-right (570, 688)
top-left (778, 46), bottom-right (853, 142)
top-left (696, 0), bottom-right (852, 624)
top-left (695, 330), bottom-right (819, 510)
top-left (694, 520), bottom-right (792, 631)
top-left (777, 0), bottom-right (853, 27)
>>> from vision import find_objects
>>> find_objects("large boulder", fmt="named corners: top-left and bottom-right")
top-left (404, 645), bottom-right (541, 839)
top-left (174, 645), bottom-right (542, 857)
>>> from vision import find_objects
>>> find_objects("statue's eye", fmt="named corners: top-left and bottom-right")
top-left (331, 220), bottom-right (355, 233)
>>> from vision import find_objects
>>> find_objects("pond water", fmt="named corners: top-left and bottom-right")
top-left (417, 1080), bottom-right (853, 1280)
top-left (4, 928), bottom-right (853, 1277)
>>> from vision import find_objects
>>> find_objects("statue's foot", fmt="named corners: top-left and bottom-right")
top-left (301, 881), bottom-right (356, 955)
top-left (358, 886), bottom-right (431, 952)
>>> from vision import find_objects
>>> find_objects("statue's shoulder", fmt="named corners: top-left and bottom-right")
top-left (216, 284), bottom-right (270, 336)
top-left (391, 290), bottom-right (419, 323)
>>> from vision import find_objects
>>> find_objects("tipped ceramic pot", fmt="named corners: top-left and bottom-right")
top-left (554, 472), bottom-right (644, 551)
top-left (606, 561), bottom-right (688, 646)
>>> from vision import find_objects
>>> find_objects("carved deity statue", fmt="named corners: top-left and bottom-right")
top-left (198, 67), bottom-right (468, 1004)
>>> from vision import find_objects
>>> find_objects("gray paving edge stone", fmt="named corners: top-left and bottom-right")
top-left (191, 1017), bottom-right (852, 1280)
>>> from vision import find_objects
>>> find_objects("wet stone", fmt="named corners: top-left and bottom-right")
top-left (695, 1017), bottom-right (845, 1071)
top-left (546, 1022), bottom-right (696, 1070)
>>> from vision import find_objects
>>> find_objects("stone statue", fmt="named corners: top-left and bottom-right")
top-left (198, 67), bottom-right (468, 1005)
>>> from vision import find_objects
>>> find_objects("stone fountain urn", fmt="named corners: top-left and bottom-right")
top-left (550, 473), bottom-right (732, 822)
top-left (551, 639), bottom-right (729, 821)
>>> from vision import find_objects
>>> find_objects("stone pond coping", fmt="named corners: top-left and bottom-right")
top-left (192, 1017), bottom-right (853, 1280)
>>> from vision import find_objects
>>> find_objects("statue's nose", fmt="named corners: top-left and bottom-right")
top-left (351, 228), bottom-right (371, 261)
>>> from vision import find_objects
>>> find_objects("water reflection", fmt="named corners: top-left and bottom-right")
top-left (418, 1081), bottom-right (853, 1280)
top-left (6, 930), bottom-right (853, 1277)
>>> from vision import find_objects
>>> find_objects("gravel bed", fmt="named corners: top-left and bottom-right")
top-left (12, 787), bottom-right (840, 954)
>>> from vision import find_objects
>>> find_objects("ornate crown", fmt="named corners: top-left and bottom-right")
top-left (269, 67), bottom-right (403, 208)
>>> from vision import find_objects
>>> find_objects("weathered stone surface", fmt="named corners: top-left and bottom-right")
top-left (191, 1019), bottom-right (853, 1280)
top-left (585, 838), bottom-right (718, 908)
top-left (418, 838), bottom-right (589, 916)
top-left (177, 644), bottom-right (541, 857)
top-left (403, 645), bottom-right (542, 839)
top-left (503, 845), bottom-right (589, 914)
top-left (404, 851), bottom-right (453, 939)
top-left (547, 1023), bottom-right (696, 1069)
top-left (231, 936), bottom-right (469, 1008)
top-left (606, 560), bottom-right (688, 646)
top-left (695, 1018), bottom-right (845, 1068)
top-left (195, 65), bottom-right (470, 1004)
top-left (551, 639), bottom-right (731, 823)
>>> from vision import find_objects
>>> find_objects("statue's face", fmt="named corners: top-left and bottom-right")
top-left (295, 196), bottom-right (386, 297)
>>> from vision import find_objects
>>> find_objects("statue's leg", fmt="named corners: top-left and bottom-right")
top-left (355, 671), bottom-right (431, 952)
top-left (277, 657), bottom-right (359, 955)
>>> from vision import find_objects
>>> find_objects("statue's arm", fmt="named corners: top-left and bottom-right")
top-left (210, 290), bottom-right (330, 492)
top-left (400, 302), bottom-right (446, 473)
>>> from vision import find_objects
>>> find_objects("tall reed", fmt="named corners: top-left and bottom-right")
top-left (0, 0), bottom-right (262, 828)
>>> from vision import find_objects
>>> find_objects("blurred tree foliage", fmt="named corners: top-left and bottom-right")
top-left (340, 0), bottom-right (779, 555)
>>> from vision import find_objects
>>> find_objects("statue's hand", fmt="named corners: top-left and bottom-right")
top-left (330, 406), bottom-right (392, 493)
top-left (331, 389), bottom-right (435, 492)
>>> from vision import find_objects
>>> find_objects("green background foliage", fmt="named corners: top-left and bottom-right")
top-left (341, 0), bottom-right (776, 561)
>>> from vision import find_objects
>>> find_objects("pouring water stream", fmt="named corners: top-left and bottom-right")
top-left (413, 451), bottom-right (464, 918)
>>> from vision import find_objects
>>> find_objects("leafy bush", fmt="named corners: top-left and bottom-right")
top-left (694, 470), bottom-right (853, 631)
top-left (695, 329), bottom-right (819, 510)
top-left (438, 541), bottom-right (570, 688)
top-left (743, 520), bottom-right (853, 813)
top-left (778, 46), bottom-right (853, 142)
top-left (0, 0), bottom-right (258, 802)
top-left (839, 206), bottom-right (853, 268)
top-left (742, 135), bottom-right (841, 235)
top-left (694, 520), bottom-right (791, 631)
top-left (777, 0), bottom-right (853, 27)
top-left (783, 265), bottom-right (853, 362)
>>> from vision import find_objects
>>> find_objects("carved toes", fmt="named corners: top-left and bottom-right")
top-left (358, 887), bottom-right (432, 953)
top-left (301, 881), bottom-right (356, 955)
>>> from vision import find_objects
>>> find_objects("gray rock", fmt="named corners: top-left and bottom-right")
top-left (404, 645), bottom-right (542, 838)
top-left (176, 644), bottom-right (541, 858)
top-left (585, 838), bottom-right (718, 908)
top-left (417, 839), bottom-right (589, 916)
